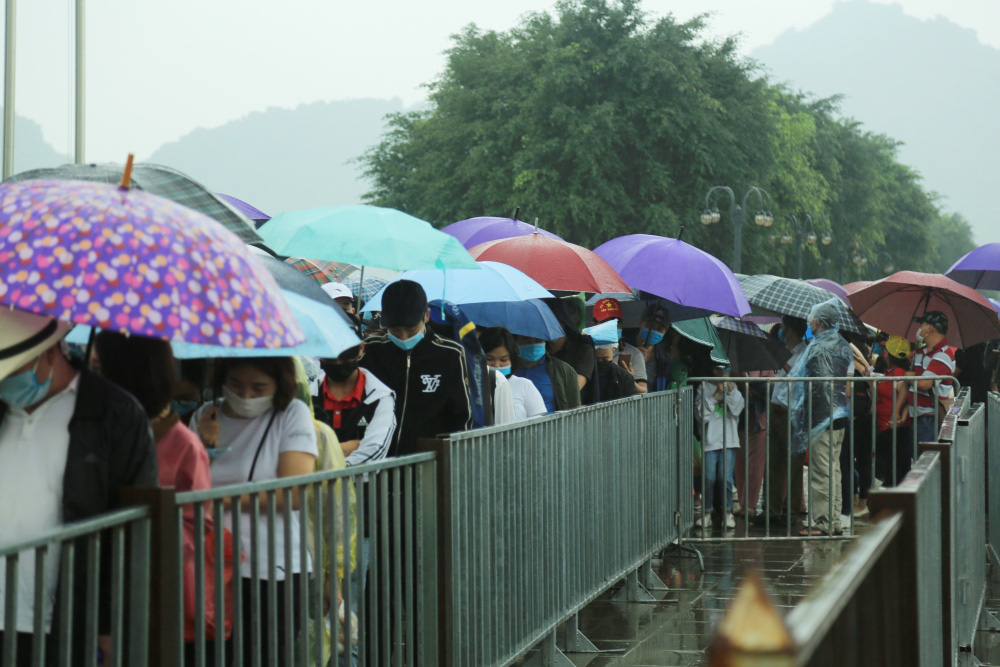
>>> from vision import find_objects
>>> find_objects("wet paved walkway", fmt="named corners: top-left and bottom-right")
top-left (974, 576), bottom-right (1000, 665)
top-left (562, 539), bottom-right (853, 667)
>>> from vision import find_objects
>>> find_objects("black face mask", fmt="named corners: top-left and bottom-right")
top-left (323, 359), bottom-right (359, 383)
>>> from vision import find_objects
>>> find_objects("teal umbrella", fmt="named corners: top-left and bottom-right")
top-left (672, 317), bottom-right (729, 366)
top-left (259, 205), bottom-right (478, 271)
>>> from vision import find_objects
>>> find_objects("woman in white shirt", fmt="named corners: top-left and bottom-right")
top-left (193, 357), bottom-right (318, 663)
top-left (694, 368), bottom-right (745, 530)
top-left (480, 327), bottom-right (547, 422)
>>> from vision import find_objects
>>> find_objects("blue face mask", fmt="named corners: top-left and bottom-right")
top-left (777, 328), bottom-right (786, 344)
top-left (804, 326), bottom-right (814, 341)
top-left (495, 365), bottom-right (512, 377)
top-left (639, 327), bottom-right (665, 347)
top-left (518, 343), bottom-right (546, 363)
top-left (0, 356), bottom-right (53, 410)
top-left (172, 399), bottom-right (200, 417)
top-left (388, 329), bottom-right (424, 351)
top-left (872, 343), bottom-right (884, 357)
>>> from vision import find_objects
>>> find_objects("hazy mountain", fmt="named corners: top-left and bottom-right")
top-left (148, 98), bottom-right (407, 215)
top-left (753, 0), bottom-right (998, 242)
top-left (2, 111), bottom-right (69, 174)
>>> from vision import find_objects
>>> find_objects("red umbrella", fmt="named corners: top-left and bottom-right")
top-left (848, 271), bottom-right (1000, 348)
top-left (843, 281), bottom-right (873, 294)
top-left (468, 233), bottom-right (630, 294)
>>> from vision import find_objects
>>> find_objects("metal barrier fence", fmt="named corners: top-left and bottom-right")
top-left (987, 392), bottom-right (1000, 577)
top-left (787, 451), bottom-right (944, 666)
top-left (0, 507), bottom-right (152, 667)
top-left (685, 374), bottom-right (957, 540)
top-left (422, 389), bottom-right (690, 667)
top-left (147, 452), bottom-right (437, 667)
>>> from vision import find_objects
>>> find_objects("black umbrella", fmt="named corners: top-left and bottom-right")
top-left (6, 162), bottom-right (263, 244)
top-left (712, 316), bottom-right (791, 373)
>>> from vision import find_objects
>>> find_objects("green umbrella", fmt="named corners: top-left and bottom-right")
top-left (672, 317), bottom-right (729, 366)
top-left (259, 205), bottom-right (478, 271)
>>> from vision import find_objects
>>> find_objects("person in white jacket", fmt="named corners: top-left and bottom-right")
top-left (695, 367), bottom-right (745, 529)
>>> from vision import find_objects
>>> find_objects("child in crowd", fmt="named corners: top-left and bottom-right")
top-left (695, 366), bottom-right (745, 530)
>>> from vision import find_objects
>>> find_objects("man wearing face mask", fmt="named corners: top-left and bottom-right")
top-left (635, 305), bottom-right (672, 391)
top-left (0, 310), bottom-right (157, 661)
top-left (360, 280), bottom-right (471, 456)
top-left (909, 310), bottom-right (956, 445)
top-left (316, 342), bottom-right (397, 466)
top-left (511, 334), bottom-right (581, 412)
top-left (592, 298), bottom-right (648, 394)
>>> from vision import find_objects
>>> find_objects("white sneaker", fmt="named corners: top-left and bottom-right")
top-left (732, 500), bottom-right (742, 514)
top-left (725, 513), bottom-right (736, 529)
top-left (695, 515), bottom-right (713, 528)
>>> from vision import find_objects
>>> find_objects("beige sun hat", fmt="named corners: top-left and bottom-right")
top-left (0, 309), bottom-right (70, 381)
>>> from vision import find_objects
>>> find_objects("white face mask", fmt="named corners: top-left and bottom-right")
top-left (222, 385), bottom-right (274, 419)
top-left (915, 327), bottom-right (927, 346)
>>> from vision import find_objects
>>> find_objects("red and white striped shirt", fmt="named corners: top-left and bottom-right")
top-left (909, 339), bottom-right (956, 417)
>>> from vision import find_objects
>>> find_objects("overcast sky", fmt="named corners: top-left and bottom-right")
top-left (8, 0), bottom-right (999, 162)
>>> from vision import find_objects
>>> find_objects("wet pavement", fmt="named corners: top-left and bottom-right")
top-left (974, 581), bottom-right (1000, 665)
top-left (554, 539), bottom-right (853, 667)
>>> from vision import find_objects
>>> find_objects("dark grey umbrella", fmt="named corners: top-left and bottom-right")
top-left (712, 316), bottom-right (791, 373)
top-left (736, 274), bottom-right (867, 336)
top-left (6, 162), bottom-right (262, 244)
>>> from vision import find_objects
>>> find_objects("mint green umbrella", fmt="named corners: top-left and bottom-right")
top-left (259, 205), bottom-right (478, 271)
top-left (672, 317), bottom-right (729, 366)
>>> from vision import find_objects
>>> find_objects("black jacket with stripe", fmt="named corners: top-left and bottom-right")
top-left (360, 328), bottom-right (472, 457)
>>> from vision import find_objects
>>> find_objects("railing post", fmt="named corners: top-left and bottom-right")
top-left (417, 437), bottom-right (452, 667)
top-left (122, 486), bottom-right (181, 667)
top-left (919, 441), bottom-right (954, 663)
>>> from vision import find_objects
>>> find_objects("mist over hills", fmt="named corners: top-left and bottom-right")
top-left (752, 0), bottom-right (998, 241)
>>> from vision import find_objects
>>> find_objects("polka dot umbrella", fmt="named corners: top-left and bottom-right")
top-left (0, 177), bottom-right (304, 348)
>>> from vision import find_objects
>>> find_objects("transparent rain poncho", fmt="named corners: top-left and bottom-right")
top-left (788, 299), bottom-right (854, 453)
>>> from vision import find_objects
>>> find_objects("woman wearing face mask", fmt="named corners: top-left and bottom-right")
top-left (192, 357), bottom-right (318, 663)
top-left (511, 333), bottom-right (580, 413)
top-left (480, 327), bottom-right (547, 421)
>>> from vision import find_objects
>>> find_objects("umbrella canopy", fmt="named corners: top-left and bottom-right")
top-left (249, 251), bottom-right (355, 329)
top-left (945, 243), bottom-right (1000, 290)
top-left (737, 274), bottom-right (868, 336)
top-left (362, 261), bottom-right (553, 311)
top-left (990, 298), bottom-right (1000, 315)
top-left (68, 290), bottom-right (359, 359)
top-left (843, 281), bottom-right (873, 294)
top-left (468, 233), bottom-right (630, 294)
top-left (442, 216), bottom-right (563, 249)
top-left (805, 278), bottom-right (849, 304)
top-left (672, 317), bottom-right (729, 366)
top-left (285, 257), bottom-right (355, 285)
top-left (259, 205), bottom-right (478, 270)
top-left (0, 179), bottom-right (302, 348)
top-left (712, 316), bottom-right (790, 373)
top-left (216, 193), bottom-right (270, 223)
top-left (458, 299), bottom-right (564, 341)
top-left (6, 163), bottom-right (262, 244)
top-left (344, 274), bottom-right (389, 303)
top-left (593, 234), bottom-right (750, 318)
top-left (847, 271), bottom-right (1000, 348)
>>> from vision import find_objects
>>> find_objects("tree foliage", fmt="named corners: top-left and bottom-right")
top-left (361, 0), bottom-right (974, 280)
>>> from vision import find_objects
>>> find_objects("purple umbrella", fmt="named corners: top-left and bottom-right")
top-left (217, 192), bottom-right (270, 223)
top-left (946, 243), bottom-right (1000, 290)
top-left (805, 278), bottom-right (850, 304)
top-left (593, 234), bottom-right (751, 318)
top-left (442, 216), bottom-right (562, 249)
top-left (0, 179), bottom-right (303, 348)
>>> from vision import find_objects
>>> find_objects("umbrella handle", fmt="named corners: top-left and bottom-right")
top-left (119, 153), bottom-right (134, 189)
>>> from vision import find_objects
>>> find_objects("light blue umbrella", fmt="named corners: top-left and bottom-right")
top-left (259, 205), bottom-right (478, 271)
top-left (362, 261), bottom-right (553, 311)
top-left (459, 300), bottom-right (564, 341)
top-left (67, 290), bottom-right (360, 359)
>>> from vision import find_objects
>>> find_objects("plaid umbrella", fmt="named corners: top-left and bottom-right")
top-left (344, 274), bottom-right (389, 303)
top-left (285, 257), bottom-right (355, 285)
top-left (737, 274), bottom-right (867, 336)
top-left (6, 162), bottom-right (262, 244)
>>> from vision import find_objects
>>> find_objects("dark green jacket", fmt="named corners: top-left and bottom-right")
top-left (546, 354), bottom-right (582, 411)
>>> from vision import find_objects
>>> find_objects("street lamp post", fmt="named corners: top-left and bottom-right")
top-left (780, 214), bottom-right (818, 279)
top-left (700, 186), bottom-right (774, 274)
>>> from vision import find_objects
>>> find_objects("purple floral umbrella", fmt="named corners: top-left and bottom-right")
top-left (442, 216), bottom-right (562, 249)
top-left (593, 234), bottom-right (751, 318)
top-left (0, 179), bottom-right (303, 348)
top-left (946, 243), bottom-right (1000, 290)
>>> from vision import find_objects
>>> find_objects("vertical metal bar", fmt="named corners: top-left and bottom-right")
top-left (282, 491), bottom-right (294, 666)
top-left (231, 495), bottom-right (244, 667)
top-left (74, 0), bottom-right (85, 163)
top-left (194, 501), bottom-right (206, 667)
top-left (326, 475), bottom-right (341, 667)
top-left (379, 472), bottom-right (390, 666)
top-left (892, 380), bottom-right (898, 485)
top-left (392, 468), bottom-right (403, 667)
top-left (339, 475), bottom-right (351, 666)
top-left (310, 482), bottom-right (323, 667)
top-left (32, 547), bottom-right (47, 667)
top-left (266, 491), bottom-right (278, 667)
top-left (3, 554), bottom-right (18, 666)
top-left (367, 473), bottom-right (380, 667)
top-left (213, 499), bottom-right (226, 667)
top-left (174, 507), bottom-right (185, 667)
top-left (249, 494), bottom-right (261, 667)
top-left (787, 380), bottom-right (794, 536)
top-left (127, 518), bottom-right (150, 667)
top-left (849, 378), bottom-right (855, 534)
top-left (57, 543), bottom-right (74, 667)
top-left (108, 527), bottom-right (124, 667)
top-left (3, 0), bottom-right (16, 179)
top-left (297, 485), bottom-right (309, 667)
top-left (807, 381), bottom-right (813, 533)
top-left (83, 534), bottom-right (100, 667)
top-left (743, 379), bottom-right (750, 536)
top-left (828, 381), bottom-right (835, 538)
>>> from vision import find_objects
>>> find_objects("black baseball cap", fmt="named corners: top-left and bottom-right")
top-left (914, 310), bottom-right (948, 334)
top-left (380, 280), bottom-right (428, 328)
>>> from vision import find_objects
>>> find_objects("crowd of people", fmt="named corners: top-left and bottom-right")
top-left (0, 260), bottom-right (985, 663)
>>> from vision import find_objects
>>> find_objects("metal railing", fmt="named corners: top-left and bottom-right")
top-left (987, 392), bottom-right (1000, 577)
top-left (421, 389), bottom-right (690, 666)
top-left (686, 374), bottom-right (957, 540)
top-left (787, 451), bottom-right (944, 666)
top-left (0, 507), bottom-right (152, 667)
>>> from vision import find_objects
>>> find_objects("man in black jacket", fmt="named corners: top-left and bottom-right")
top-left (0, 309), bottom-right (157, 664)
top-left (361, 280), bottom-right (472, 456)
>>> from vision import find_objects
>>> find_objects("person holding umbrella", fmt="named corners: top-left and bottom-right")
top-left (636, 305), bottom-right (672, 391)
top-left (0, 310), bottom-right (158, 662)
top-left (909, 311), bottom-right (957, 445)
